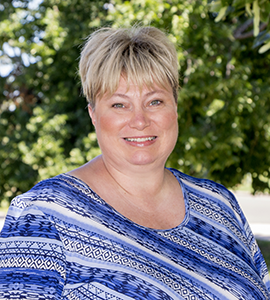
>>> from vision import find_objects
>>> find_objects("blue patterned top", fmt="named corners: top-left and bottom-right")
top-left (0, 169), bottom-right (269, 299)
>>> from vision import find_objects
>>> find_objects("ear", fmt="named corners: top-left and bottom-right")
top-left (88, 104), bottom-right (96, 126)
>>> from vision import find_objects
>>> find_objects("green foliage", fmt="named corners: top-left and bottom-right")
top-left (109, 0), bottom-right (270, 192)
top-left (209, 0), bottom-right (270, 53)
top-left (1, 0), bottom-right (270, 204)
top-left (0, 0), bottom-right (104, 202)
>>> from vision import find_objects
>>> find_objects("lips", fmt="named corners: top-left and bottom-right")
top-left (124, 136), bottom-right (157, 142)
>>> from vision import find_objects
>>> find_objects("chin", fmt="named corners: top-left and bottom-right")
top-left (128, 152), bottom-right (160, 166)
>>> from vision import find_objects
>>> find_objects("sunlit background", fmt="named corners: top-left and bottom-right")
top-left (1, 0), bottom-right (270, 204)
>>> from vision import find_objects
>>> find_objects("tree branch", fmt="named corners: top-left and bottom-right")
top-left (233, 19), bottom-right (268, 40)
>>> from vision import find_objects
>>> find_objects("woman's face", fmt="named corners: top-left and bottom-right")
top-left (89, 77), bottom-right (178, 171)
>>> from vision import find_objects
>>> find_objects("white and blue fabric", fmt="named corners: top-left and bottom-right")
top-left (0, 169), bottom-right (269, 299)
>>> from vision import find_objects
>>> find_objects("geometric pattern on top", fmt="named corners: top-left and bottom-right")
top-left (0, 168), bottom-right (269, 299)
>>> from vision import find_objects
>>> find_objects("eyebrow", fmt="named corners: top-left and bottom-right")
top-left (111, 89), bottom-right (167, 99)
top-left (111, 93), bottom-right (129, 99)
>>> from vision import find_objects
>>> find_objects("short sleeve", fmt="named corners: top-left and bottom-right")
top-left (0, 194), bottom-right (67, 299)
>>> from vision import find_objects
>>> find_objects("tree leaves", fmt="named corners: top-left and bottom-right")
top-left (210, 0), bottom-right (270, 53)
top-left (1, 0), bottom-right (270, 204)
top-left (253, 0), bottom-right (260, 37)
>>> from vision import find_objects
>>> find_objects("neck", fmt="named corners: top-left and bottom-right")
top-left (100, 155), bottom-right (168, 200)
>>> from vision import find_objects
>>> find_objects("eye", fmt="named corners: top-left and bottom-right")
top-left (112, 103), bottom-right (125, 108)
top-left (149, 99), bottom-right (162, 106)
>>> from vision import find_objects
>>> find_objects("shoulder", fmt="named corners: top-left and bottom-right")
top-left (2, 174), bottom-right (102, 238)
top-left (11, 174), bottom-right (73, 205)
top-left (169, 168), bottom-right (253, 242)
top-left (168, 168), bottom-right (231, 195)
top-left (168, 168), bottom-right (241, 214)
top-left (9, 174), bottom-right (99, 216)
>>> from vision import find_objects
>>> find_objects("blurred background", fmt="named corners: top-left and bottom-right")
top-left (1, 0), bottom-right (270, 208)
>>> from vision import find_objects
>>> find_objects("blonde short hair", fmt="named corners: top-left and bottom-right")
top-left (79, 26), bottom-right (179, 108)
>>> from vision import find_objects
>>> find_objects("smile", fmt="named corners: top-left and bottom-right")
top-left (124, 136), bottom-right (157, 142)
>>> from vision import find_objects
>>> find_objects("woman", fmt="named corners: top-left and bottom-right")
top-left (0, 26), bottom-right (269, 299)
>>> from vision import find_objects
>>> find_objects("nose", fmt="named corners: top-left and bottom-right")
top-left (129, 108), bottom-right (150, 130)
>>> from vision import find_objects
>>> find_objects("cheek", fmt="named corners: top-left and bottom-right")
top-left (160, 110), bottom-right (178, 131)
top-left (160, 111), bottom-right (178, 146)
top-left (167, 112), bottom-right (179, 147)
top-left (97, 113), bottom-right (126, 135)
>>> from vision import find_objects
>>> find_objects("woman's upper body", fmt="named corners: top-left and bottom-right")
top-left (69, 72), bottom-right (183, 230)
top-left (0, 26), bottom-right (269, 299)
top-left (0, 168), bottom-right (269, 299)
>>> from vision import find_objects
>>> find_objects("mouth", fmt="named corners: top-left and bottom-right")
top-left (124, 136), bottom-right (157, 142)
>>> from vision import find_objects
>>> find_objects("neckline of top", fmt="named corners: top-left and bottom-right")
top-left (57, 168), bottom-right (190, 233)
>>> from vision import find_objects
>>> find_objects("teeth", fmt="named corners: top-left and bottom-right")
top-left (125, 137), bottom-right (156, 142)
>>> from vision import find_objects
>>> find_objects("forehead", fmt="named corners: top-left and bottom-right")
top-left (111, 77), bottom-right (173, 98)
